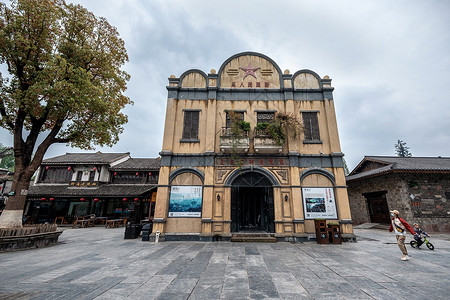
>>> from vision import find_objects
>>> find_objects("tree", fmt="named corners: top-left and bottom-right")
top-left (0, 0), bottom-right (131, 228)
top-left (395, 140), bottom-right (412, 157)
top-left (343, 157), bottom-right (350, 176)
top-left (0, 143), bottom-right (14, 171)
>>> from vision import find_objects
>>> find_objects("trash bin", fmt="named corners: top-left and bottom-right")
top-left (141, 223), bottom-right (152, 241)
top-left (328, 223), bottom-right (342, 244)
top-left (314, 219), bottom-right (329, 244)
top-left (124, 224), bottom-right (142, 239)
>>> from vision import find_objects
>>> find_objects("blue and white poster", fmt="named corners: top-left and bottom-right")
top-left (302, 187), bottom-right (337, 219)
top-left (168, 186), bottom-right (203, 217)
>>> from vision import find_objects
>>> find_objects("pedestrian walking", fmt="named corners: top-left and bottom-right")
top-left (388, 209), bottom-right (415, 261)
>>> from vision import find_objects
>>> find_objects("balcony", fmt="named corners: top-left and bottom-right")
top-left (219, 127), bottom-right (250, 153)
top-left (253, 129), bottom-right (283, 153)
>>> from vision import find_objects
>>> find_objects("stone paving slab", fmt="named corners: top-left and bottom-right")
top-left (1, 227), bottom-right (450, 299)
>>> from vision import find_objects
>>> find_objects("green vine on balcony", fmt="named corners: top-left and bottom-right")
top-left (255, 112), bottom-right (303, 146)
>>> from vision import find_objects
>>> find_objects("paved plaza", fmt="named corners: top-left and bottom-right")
top-left (1, 226), bottom-right (449, 300)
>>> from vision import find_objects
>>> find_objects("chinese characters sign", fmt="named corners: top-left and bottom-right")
top-left (302, 187), bottom-right (337, 219)
top-left (215, 157), bottom-right (289, 167)
top-left (168, 186), bottom-right (203, 217)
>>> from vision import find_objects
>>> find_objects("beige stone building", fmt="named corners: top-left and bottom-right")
top-left (152, 52), bottom-right (354, 242)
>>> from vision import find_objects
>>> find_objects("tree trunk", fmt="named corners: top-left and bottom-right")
top-left (0, 175), bottom-right (31, 228)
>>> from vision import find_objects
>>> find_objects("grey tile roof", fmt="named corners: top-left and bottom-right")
top-left (27, 183), bottom-right (156, 198)
top-left (110, 158), bottom-right (161, 171)
top-left (43, 152), bottom-right (130, 165)
top-left (346, 156), bottom-right (450, 182)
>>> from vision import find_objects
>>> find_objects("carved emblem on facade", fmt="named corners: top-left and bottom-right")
top-left (269, 168), bottom-right (289, 185)
top-left (216, 168), bottom-right (234, 184)
top-left (240, 62), bottom-right (260, 79)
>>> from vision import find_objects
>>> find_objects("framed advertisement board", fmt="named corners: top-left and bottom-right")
top-left (168, 186), bottom-right (203, 217)
top-left (302, 187), bottom-right (337, 219)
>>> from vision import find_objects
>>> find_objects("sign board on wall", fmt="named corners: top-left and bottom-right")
top-left (168, 186), bottom-right (202, 217)
top-left (302, 187), bottom-right (337, 219)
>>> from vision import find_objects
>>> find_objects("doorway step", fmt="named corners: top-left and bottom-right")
top-left (231, 232), bottom-right (276, 243)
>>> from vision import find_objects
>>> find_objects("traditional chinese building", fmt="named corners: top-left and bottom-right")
top-left (152, 52), bottom-right (354, 241)
top-left (346, 156), bottom-right (450, 232)
top-left (25, 152), bottom-right (160, 224)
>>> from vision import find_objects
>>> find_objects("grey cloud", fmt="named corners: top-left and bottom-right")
top-left (1, 0), bottom-right (449, 172)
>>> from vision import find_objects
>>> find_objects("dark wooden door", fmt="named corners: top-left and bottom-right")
top-left (367, 197), bottom-right (390, 224)
top-left (231, 172), bottom-right (274, 233)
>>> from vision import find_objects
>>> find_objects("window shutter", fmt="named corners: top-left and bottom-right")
top-left (182, 111), bottom-right (192, 139)
top-left (192, 111), bottom-right (199, 139)
top-left (302, 112), bottom-right (320, 141)
top-left (182, 111), bottom-right (199, 140)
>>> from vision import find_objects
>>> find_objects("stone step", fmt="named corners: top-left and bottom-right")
top-left (231, 236), bottom-right (277, 243)
top-left (231, 233), bottom-right (276, 242)
top-left (232, 233), bottom-right (274, 238)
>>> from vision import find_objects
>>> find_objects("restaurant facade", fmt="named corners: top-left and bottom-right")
top-left (25, 152), bottom-right (159, 224)
top-left (152, 52), bottom-right (354, 241)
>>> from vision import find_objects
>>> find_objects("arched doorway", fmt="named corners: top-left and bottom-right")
top-left (230, 172), bottom-right (275, 233)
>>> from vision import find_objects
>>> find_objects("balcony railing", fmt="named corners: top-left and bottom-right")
top-left (253, 128), bottom-right (283, 153)
top-left (219, 127), bottom-right (250, 153)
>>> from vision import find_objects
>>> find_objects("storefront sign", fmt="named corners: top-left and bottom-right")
top-left (70, 181), bottom-right (97, 187)
top-left (302, 187), bottom-right (337, 219)
top-left (216, 157), bottom-right (288, 167)
top-left (168, 186), bottom-right (202, 217)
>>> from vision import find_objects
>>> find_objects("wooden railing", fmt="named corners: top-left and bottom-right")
top-left (0, 224), bottom-right (59, 237)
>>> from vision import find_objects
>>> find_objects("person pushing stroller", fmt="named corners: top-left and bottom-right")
top-left (413, 223), bottom-right (429, 249)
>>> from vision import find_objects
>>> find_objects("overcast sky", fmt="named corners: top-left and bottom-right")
top-left (1, 0), bottom-right (449, 170)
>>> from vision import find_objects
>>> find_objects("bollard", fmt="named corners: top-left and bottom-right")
top-left (155, 230), bottom-right (160, 243)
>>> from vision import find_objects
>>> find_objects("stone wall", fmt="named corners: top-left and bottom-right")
top-left (347, 173), bottom-right (450, 232)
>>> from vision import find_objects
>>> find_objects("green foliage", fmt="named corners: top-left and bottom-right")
top-left (0, 143), bottom-right (14, 171)
top-left (0, 0), bottom-right (131, 151)
top-left (255, 122), bottom-right (268, 131)
top-left (266, 112), bottom-right (303, 146)
top-left (239, 120), bottom-right (251, 132)
top-left (228, 111), bottom-right (249, 136)
top-left (343, 158), bottom-right (350, 175)
top-left (395, 140), bottom-right (412, 157)
top-left (267, 121), bottom-right (284, 146)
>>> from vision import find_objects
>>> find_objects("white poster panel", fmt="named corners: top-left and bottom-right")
top-left (302, 187), bottom-right (338, 219)
top-left (168, 186), bottom-right (203, 217)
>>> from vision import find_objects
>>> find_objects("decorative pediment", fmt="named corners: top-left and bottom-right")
top-left (217, 52), bottom-right (283, 89)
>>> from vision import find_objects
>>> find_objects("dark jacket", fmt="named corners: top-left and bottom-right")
top-left (389, 217), bottom-right (415, 235)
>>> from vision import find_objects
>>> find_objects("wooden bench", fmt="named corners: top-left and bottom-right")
top-left (95, 217), bottom-right (108, 225)
top-left (54, 216), bottom-right (65, 224)
top-left (72, 217), bottom-right (95, 228)
top-left (105, 219), bottom-right (122, 228)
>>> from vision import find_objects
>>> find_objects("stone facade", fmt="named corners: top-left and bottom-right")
top-left (348, 168), bottom-right (450, 233)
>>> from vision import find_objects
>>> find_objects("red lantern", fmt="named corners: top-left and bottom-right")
top-left (135, 172), bottom-right (139, 176)
top-left (49, 197), bottom-right (55, 201)
top-left (67, 166), bottom-right (71, 171)
top-left (148, 172), bottom-right (152, 176)
top-left (122, 198), bottom-right (128, 202)
top-left (45, 166), bottom-right (49, 170)
top-left (80, 198), bottom-right (86, 202)
top-left (134, 197), bottom-right (139, 202)
top-left (41, 197), bottom-right (47, 201)
top-left (93, 167), bottom-right (97, 171)
top-left (94, 198), bottom-right (100, 202)
top-left (114, 172), bottom-right (117, 176)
